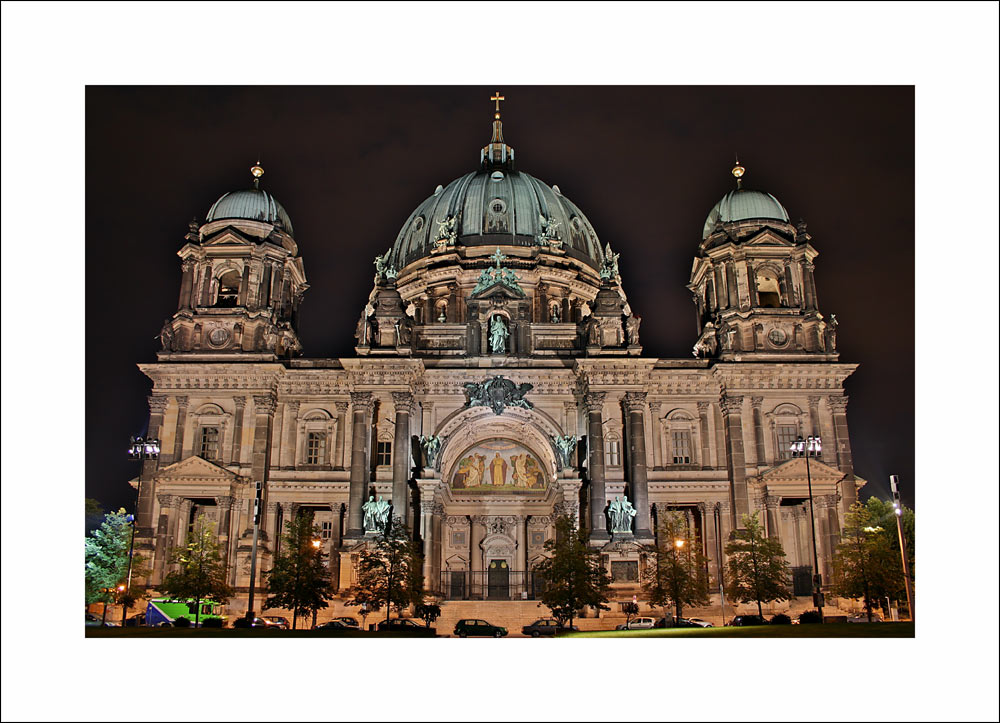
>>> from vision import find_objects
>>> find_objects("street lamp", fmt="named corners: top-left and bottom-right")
top-left (791, 435), bottom-right (824, 623)
top-left (889, 475), bottom-right (915, 622)
top-left (125, 436), bottom-right (159, 626)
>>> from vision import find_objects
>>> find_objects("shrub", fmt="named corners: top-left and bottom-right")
top-left (770, 613), bottom-right (792, 625)
top-left (232, 617), bottom-right (251, 629)
top-left (798, 609), bottom-right (822, 624)
top-left (201, 617), bottom-right (224, 628)
top-left (173, 616), bottom-right (191, 628)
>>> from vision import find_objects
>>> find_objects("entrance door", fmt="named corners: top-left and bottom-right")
top-left (487, 559), bottom-right (510, 599)
top-left (450, 571), bottom-right (467, 600)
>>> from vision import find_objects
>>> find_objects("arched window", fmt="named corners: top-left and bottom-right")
top-left (298, 409), bottom-right (335, 468)
top-left (215, 268), bottom-right (241, 308)
top-left (756, 268), bottom-right (782, 308)
top-left (768, 403), bottom-right (806, 461)
top-left (191, 403), bottom-right (229, 463)
top-left (663, 409), bottom-right (698, 467)
top-left (435, 299), bottom-right (448, 323)
top-left (605, 433), bottom-right (622, 467)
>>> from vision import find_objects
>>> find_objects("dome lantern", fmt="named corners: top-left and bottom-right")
top-left (481, 91), bottom-right (515, 169)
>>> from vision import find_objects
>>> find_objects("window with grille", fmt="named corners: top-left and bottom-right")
top-left (198, 426), bottom-right (219, 461)
top-left (777, 424), bottom-right (798, 460)
top-left (321, 521), bottom-right (333, 540)
top-left (306, 432), bottom-right (326, 465)
top-left (376, 440), bottom-right (392, 466)
top-left (605, 439), bottom-right (621, 467)
top-left (671, 430), bottom-right (692, 464)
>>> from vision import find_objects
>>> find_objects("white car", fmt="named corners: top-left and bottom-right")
top-left (615, 617), bottom-right (657, 630)
top-left (684, 618), bottom-right (714, 628)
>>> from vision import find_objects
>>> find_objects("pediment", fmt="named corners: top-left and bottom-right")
top-left (759, 456), bottom-right (846, 484)
top-left (201, 227), bottom-right (253, 247)
top-left (470, 281), bottom-right (526, 300)
top-left (744, 228), bottom-right (794, 247)
top-left (155, 455), bottom-right (246, 484)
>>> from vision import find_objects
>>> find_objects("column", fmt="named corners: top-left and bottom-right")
top-left (807, 396), bottom-right (821, 437)
top-left (178, 259), bottom-right (195, 310)
top-left (136, 395), bottom-right (168, 536)
top-left (696, 402), bottom-right (712, 469)
top-left (726, 261), bottom-right (739, 308)
top-left (420, 500), bottom-right (435, 592)
top-left (623, 391), bottom-right (652, 538)
top-left (822, 494), bottom-right (841, 581)
top-left (764, 495), bottom-right (781, 540)
top-left (334, 401), bottom-right (349, 470)
top-left (421, 401), bottom-right (435, 438)
top-left (154, 494), bottom-right (177, 583)
top-left (648, 400), bottom-right (663, 469)
top-left (346, 392), bottom-right (373, 537)
top-left (815, 497), bottom-right (833, 582)
top-left (827, 396), bottom-right (858, 514)
top-left (751, 397), bottom-right (766, 468)
top-left (585, 392), bottom-right (608, 540)
top-left (172, 395), bottom-right (189, 463)
top-left (230, 396), bottom-right (247, 465)
top-left (215, 495), bottom-right (233, 570)
top-left (516, 516), bottom-right (528, 573)
top-left (714, 265), bottom-right (727, 310)
top-left (720, 395), bottom-right (750, 528)
top-left (563, 401), bottom-right (577, 438)
top-left (283, 401), bottom-right (300, 469)
top-left (470, 516), bottom-right (484, 598)
top-left (703, 502), bottom-right (719, 584)
top-left (390, 392), bottom-right (414, 530)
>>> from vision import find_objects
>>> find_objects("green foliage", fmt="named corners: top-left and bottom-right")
top-left (264, 511), bottom-right (334, 629)
top-left (621, 601), bottom-right (640, 625)
top-left (415, 602), bottom-right (442, 627)
top-left (724, 512), bottom-right (792, 618)
top-left (346, 516), bottom-right (424, 626)
top-left (861, 496), bottom-right (915, 579)
top-left (643, 512), bottom-right (710, 620)
top-left (831, 501), bottom-right (905, 621)
top-left (798, 609), bottom-right (822, 624)
top-left (85, 498), bottom-right (105, 533)
top-left (770, 613), bottom-right (792, 625)
top-left (85, 508), bottom-right (132, 605)
top-left (532, 516), bottom-right (611, 629)
top-left (160, 515), bottom-right (234, 625)
top-left (173, 616), bottom-right (191, 628)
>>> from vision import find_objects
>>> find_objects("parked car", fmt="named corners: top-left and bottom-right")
top-left (615, 617), bottom-right (657, 630)
top-left (454, 619), bottom-right (508, 638)
top-left (847, 613), bottom-right (884, 623)
top-left (654, 616), bottom-right (705, 629)
top-left (376, 618), bottom-right (436, 636)
top-left (728, 615), bottom-right (768, 627)
top-left (521, 618), bottom-right (577, 637)
top-left (685, 618), bottom-right (714, 628)
top-left (85, 613), bottom-right (118, 628)
top-left (331, 616), bottom-right (360, 628)
top-left (263, 616), bottom-right (290, 629)
top-left (314, 620), bottom-right (349, 630)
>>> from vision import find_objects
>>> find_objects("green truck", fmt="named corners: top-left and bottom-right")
top-left (145, 598), bottom-right (226, 627)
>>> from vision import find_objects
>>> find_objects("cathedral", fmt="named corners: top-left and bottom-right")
top-left (132, 95), bottom-right (863, 622)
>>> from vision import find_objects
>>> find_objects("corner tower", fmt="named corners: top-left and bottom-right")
top-left (158, 163), bottom-right (308, 360)
top-left (688, 161), bottom-right (838, 361)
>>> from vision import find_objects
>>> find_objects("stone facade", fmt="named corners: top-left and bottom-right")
top-left (131, 110), bottom-right (863, 617)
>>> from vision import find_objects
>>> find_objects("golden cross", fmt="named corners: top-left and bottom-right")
top-left (490, 91), bottom-right (505, 112)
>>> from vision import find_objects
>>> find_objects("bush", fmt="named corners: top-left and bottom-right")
top-left (798, 609), bottom-right (822, 624)
top-left (173, 616), bottom-right (191, 628)
top-left (770, 613), bottom-right (792, 625)
top-left (232, 617), bottom-right (251, 629)
top-left (201, 617), bottom-right (224, 628)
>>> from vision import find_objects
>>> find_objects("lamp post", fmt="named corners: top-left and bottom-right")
top-left (311, 538), bottom-right (322, 628)
top-left (246, 480), bottom-right (264, 623)
top-left (125, 436), bottom-right (159, 626)
top-left (791, 435), bottom-right (824, 623)
top-left (715, 503), bottom-right (727, 626)
top-left (889, 475), bottom-right (915, 622)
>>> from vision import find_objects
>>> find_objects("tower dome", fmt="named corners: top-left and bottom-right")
top-left (701, 188), bottom-right (789, 239)
top-left (387, 169), bottom-right (605, 271)
top-left (205, 162), bottom-right (294, 236)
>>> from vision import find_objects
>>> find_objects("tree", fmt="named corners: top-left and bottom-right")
top-left (830, 501), bottom-right (905, 621)
top-left (621, 601), bottom-right (640, 627)
top-left (264, 511), bottom-right (334, 629)
top-left (725, 511), bottom-right (791, 618)
top-left (532, 515), bottom-right (611, 629)
top-left (415, 602), bottom-right (442, 628)
top-left (160, 515), bottom-right (234, 627)
top-left (346, 516), bottom-right (424, 628)
top-left (85, 508), bottom-right (132, 622)
top-left (643, 512), bottom-right (710, 621)
top-left (85, 498), bottom-right (105, 534)
top-left (860, 496), bottom-right (915, 581)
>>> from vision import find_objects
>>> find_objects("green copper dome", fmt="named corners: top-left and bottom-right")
top-left (702, 188), bottom-right (789, 239)
top-left (206, 188), bottom-right (294, 236)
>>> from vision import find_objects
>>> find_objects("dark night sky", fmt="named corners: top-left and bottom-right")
top-left (85, 85), bottom-right (915, 510)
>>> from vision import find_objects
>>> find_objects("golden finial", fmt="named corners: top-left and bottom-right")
top-left (732, 154), bottom-right (745, 189)
top-left (251, 159), bottom-right (264, 189)
top-left (490, 91), bottom-right (505, 115)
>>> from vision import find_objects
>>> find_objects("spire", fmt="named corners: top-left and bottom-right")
top-left (251, 159), bottom-right (264, 189)
top-left (732, 154), bottom-right (745, 189)
top-left (481, 91), bottom-right (515, 169)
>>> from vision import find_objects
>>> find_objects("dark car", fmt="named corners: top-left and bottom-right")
top-left (654, 616), bottom-right (704, 628)
top-left (332, 616), bottom-right (360, 628)
top-left (454, 619), bottom-right (508, 638)
top-left (314, 619), bottom-right (349, 630)
top-left (263, 616), bottom-right (290, 630)
top-left (521, 618), bottom-right (576, 637)
top-left (376, 618), bottom-right (436, 636)
top-left (728, 615), bottom-right (768, 627)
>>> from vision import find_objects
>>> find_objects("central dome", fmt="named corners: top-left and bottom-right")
top-left (206, 188), bottom-right (294, 236)
top-left (387, 169), bottom-right (605, 270)
top-left (702, 188), bottom-right (788, 239)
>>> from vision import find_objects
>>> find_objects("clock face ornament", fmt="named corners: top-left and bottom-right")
top-left (208, 326), bottom-right (231, 347)
top-left (768, 328), bottom-right (788, 346)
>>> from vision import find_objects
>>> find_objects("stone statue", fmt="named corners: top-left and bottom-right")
top-left (464, 375), bottom-right (533, 415)
top-left (159, 322), bottom-right (174, 351)
top-left (625, 314), bottom-right (641, 346)
top-left (363, 495), bottom-right (391, 533)
top-left (419, 434), bottom-right (442, 468)
top-left (827, 314), bottom-right (838, 351)
top-left (553, 435), bottom-right (577, 468)
top-left (436, 215), bottom-right (458, 246)
top-left (536, 214), bottom-right (562, 247)
top-left (587, 317), bottom-right (601, 346)
top-left (355, 310), bottom-right (372, 346)
top-left (489, 315), bottom-right (508, 354)
top-left (374, 252), bottom-right (397, 282)
top-left (608, 495), bottom-right (637, 534)
top-left (600, 243), bottom-right (621, 280)
top-left (549, 304), bottom-right (561, 323)
top-left (692, 322), bottom-right (718, 357)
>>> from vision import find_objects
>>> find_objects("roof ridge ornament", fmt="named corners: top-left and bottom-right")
top-left (251, 159), bottom-right (264, 190)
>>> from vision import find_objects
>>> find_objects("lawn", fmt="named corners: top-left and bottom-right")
top-left (84, 627), bottom-right (432, 638)
top-left (566, 622), bottom-right (914, 638)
